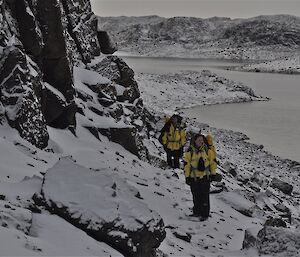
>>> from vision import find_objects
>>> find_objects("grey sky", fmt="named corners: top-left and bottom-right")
top-left (90, 0), bottom-right (300, 18)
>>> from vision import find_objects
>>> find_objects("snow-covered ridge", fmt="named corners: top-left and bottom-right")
top-left (98, 14), bottom-right (300, 61)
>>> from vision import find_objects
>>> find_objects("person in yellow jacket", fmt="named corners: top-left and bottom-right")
top-left (184, 133), bottom-right (220, 220)
top-left (160, 114), bottom-right (186, 168)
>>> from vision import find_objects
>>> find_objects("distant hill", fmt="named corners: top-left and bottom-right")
top-left (97, 15), bottom-right (300, 59)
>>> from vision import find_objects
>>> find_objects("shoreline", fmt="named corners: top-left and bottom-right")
top-left (116, 51), bottom-right (300, 75)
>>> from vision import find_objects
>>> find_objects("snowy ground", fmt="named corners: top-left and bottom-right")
top-left (0, 64), bottom-right (300, 256)
top-left (231, 54), bottom-right (300, 74)
top-left (135, 70), bottom-right (267, 115)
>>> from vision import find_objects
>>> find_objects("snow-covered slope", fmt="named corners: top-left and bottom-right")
top-left (1, 63), bottom-right (300, 256)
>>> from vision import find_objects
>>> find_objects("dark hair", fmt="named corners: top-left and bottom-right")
top-left (171, 114), bottom-right (182, 124)
top-left (191, 133), bottom-right (208, 148)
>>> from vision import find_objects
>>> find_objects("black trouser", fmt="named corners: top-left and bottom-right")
top-left (166, 149), bottom-right (180, 168)
top-left (190, 178), bottom-right (210, 218)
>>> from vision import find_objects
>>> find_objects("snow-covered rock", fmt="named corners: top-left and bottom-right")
top-left (271, 177), bottom-right (293, 195)
top-left (0, 46), bottom-right (48, 148)
top-left (88, 55), bottom-right (140, 103)
top-left (256, 225), bottom-right (300, 257)
top-left (36, 158), bottom-right (166, 257)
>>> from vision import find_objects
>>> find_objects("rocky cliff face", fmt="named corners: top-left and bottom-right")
top-left (0, 0), bottom-right (127, 148)
top-left (0, 0), bottom-right (101, 146)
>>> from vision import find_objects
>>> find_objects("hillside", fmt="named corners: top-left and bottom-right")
top-left (1, 1), bottom-right (300, 257)
top-left (98, 15), bottom-right (300, 60)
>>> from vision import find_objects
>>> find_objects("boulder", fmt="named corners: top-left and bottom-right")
top-left (88, 56), bottom-right (140, 103)
top-left (99, 127), bottom-right (139, 156)
top-left (43, 84), bottom-right (77, 129)
top-left (216, 191), bottom-right (257, 217)
top-left (242, 228), bottom-right (258, 249)
top-left (222, 161), bottom-right (237, 177)
top-left (256, 225), bottom-right (300, 257)
top-left (271, 177), bottom-right (293, 195)
top-left (264, 217), bottom-right (286, 228)
top-left (97, 30), bottom-right (117, 54)
top-left (35, 158), bottom-right (166, 257)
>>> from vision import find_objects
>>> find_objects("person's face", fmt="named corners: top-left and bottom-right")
top-left (195, 136), bottom-right (204, 148)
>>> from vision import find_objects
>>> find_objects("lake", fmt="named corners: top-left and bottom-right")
top-left (119, 54), bottom-right (300, 162)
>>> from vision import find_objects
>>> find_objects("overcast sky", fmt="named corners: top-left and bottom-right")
top-left (91, 0), bottom-right (300, 19)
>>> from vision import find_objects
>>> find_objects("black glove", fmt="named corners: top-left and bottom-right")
top-left (185, 177), bottom-right (193, 185)
top-left (210, 173), bottom-right (222, 182)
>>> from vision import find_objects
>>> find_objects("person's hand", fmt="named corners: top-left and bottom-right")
top-left (185, 177), bottom-right (192, 185)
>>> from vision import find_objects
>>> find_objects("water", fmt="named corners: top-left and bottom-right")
top-left (119, 54), bottom-right (300, 162)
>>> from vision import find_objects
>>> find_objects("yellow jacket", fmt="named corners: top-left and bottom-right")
top-left (162, 124), bottom-right (186, 151)
top-left (184, 146), bottom-right (217, 179)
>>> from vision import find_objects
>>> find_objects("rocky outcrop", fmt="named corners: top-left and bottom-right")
top-left (74, 66), bottom-right (156, 160)
top-left (59, 0), bottom-right (100, 63)
top-left (271, 177), bottom-right (293, 195)
top-left (35, 158), bottom-right (166, 257)
top-left (242, 228), bottom-right (258, 249)
top-left (99, 127), bottom-right (139, 156)
top-left (0, 46), bottom-right (49, 148)
top-left (88, 56), bottom-right (140, 103)
top-left (254, 218), bottom-right (300, 257)
top-left (0, 0), bottom-right (104, 142)
top-left (97, 30), bottom-right (117, 54)
top-left (6, 0), bottom-right (43, 60)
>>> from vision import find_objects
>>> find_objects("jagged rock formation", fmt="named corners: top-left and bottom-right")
top-left (73, 65), bottom-right (156, 161)
top-left (88, 56), bottom-right (140, 103)
top-left (0, 0), bottom-right (154, 153)
top-left (0, 46), bottom-right (49, 148)
top-left (0, 0), bottom-right (102, 147)
top-left (35, 158), bottom-right (166, 257)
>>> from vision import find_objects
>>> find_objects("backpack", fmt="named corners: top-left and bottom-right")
top-left (158, 119), bottom-right (171, 145)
